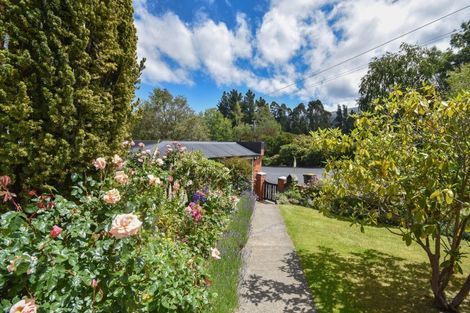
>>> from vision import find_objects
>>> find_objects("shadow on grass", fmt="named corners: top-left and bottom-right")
top-left (298, 246), bottom-right (469, 313)
top-left (239, 251), bottom-right (316, 313)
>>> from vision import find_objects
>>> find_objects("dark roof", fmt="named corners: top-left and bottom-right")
top-left (133, 140), bottom-right (261, 159)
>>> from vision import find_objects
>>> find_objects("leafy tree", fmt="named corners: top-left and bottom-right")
top-left (0, 0), bottom-right (141, 195)
top-left (447, 63), bottom-right (470, 97)
top-left (203, 108), bottom-right (233, 141)
top-left (306, 99), bottom-right (331, 131)
top-left (313, 87), bottom-right (470, 312)
top-left (132, 88), bottom-right (208, 141)
top-left (270, 102), bottom-right (291, 131)
top-left (252, 105), bottom-right (282, 141)
top-left (289, 103), bottom-right (308, 134)
top-left (358, 43), bottom-right (447, 111)
top-left (449, 20), bottom-right (470, 67)
top-left (232, 101), bottom-right (244, 127)
top-left (232, 123), bottom-right (252, 141)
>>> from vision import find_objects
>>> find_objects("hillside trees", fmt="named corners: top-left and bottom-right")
top-left (313, 87), bottom-right (470, 312)
top-left (0, 0), bottom-right (142, 195)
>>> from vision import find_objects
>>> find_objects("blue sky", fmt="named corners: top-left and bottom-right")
top-left (133, 0), bottom-right (468, 112)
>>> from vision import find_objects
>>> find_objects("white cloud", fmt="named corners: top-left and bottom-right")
top-left (193, 13), bottom-right (253, 84)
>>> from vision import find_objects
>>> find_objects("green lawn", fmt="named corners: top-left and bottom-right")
top-left (207, 195), bottom-right (254, 313)
top-left (280, 204), bottom-right (470, 313)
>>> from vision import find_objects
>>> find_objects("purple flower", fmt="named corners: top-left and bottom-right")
top-left (193, 191), bottom-right (207, 203)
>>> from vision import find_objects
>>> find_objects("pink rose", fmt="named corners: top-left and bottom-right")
top-left (91, 278), bottom-right (98, 289)
top-left (0, 175), bottom-right (11, 188)
top-left (138, 142), bottom-right (145, 149)
top-left (9, 299), bottom-right (38, 313)
top-left (114, 171), bottom-right (129, 185)
top-left (7, 260), bottom-right (15, 272)
top-left (112, 154), bottom-right (125, 170)
top-left (191, 204), bottom-right (203, 222)
top-left (50, 225), bottom-right (62, 238)
top-left (148, 175), bottom-right (160, 186)
top-left (93, 157), bottom-right (106, 170)
top-left (109, 213), bottom-right (142, 238)
top-left (211, 247), bottom-right (221, 260)
top-left (103, 189), bottom-right (121, 204)
top-left (173, 182), bottom-right (180, 192)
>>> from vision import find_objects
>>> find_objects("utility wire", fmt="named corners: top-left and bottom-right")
top-left (298, 29), bottom-right (459, 92)
top-left (267, 4), bottom-right (470, 95)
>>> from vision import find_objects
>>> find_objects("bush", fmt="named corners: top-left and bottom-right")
top-left (0, 143), bottom-right (237, 312)
top-left (219, 158), bottom-right (252, 192)
top-left (276, 178), bottom-right (322, 208)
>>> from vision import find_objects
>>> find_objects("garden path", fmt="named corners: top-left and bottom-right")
top-left (237, 202), bottom-right (316, 313)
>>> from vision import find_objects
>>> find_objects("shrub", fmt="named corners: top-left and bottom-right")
top-left (0, 144), bottom-right (236, 312)
top-left (220, 158), bottom-right (252, 192)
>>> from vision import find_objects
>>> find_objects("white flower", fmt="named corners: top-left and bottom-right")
top-left (103, 189), bottom-right (121, 204)
top-left (211, 247), bottom-right (221, 260)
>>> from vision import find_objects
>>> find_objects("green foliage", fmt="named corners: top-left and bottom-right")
top-left (0, 0), bottom-right (142, 195)
top-left (447, 63), bottom-right (470, 97)
top-left (358, 43), bottom-right (447, 111)
top-left (267, 135), bottom-right (326, 167)
top-left (0, 147), bottom-right (237, 312)
top-left (220, 158), bottom-right (252, 192)
top-left (450, 20), bottom-right (470, 67)
top-left (313, 87), bottom-right (470, 311)
top-left (132, 88), bottom-right (208, 141)
top-left (203, 109), bottom-right (233, 141)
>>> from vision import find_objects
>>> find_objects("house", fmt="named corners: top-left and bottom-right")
top-left (133, 140), bottom-right (265, 189)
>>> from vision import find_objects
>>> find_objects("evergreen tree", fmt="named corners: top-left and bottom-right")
top-left (217, 91), bottom-right (231, 119)
top-left (255, 97), bottom-right (269, 112)
top-left (334, 104), bottom-right (343, 128)
top-left (0, 0), bottom-right (141, 195)
top-left (241, 89), bottom-right (256, 125)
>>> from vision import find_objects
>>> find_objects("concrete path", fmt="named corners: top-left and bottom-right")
top-left (237, 202), bottom-right (316, 313)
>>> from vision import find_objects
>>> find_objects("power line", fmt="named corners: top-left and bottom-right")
top-left (267, 4), bottom-right (470, 96)
top-left (300, 29), bottom-right (457, 96)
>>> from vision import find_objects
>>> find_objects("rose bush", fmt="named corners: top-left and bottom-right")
top-left (0, 143), bottom-right (237, 312)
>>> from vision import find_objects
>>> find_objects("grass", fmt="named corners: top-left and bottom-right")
top-left (207, 194), bottom-right (255, 313)
top-left (280, 204), bottom-right (470, 313)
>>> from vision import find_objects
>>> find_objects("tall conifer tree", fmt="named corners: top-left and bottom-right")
top-left (0, 0), bottom-right (142, 194)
